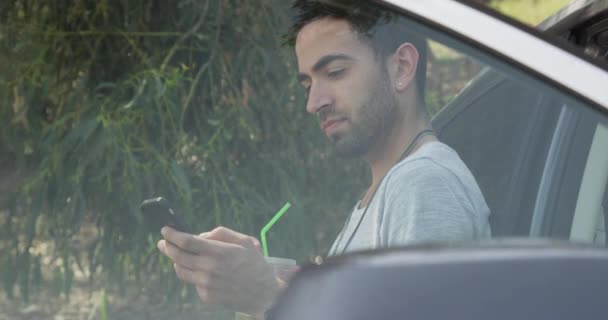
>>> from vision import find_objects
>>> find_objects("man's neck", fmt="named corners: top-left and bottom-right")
top-left (360, 114), bottom-right (435, 207)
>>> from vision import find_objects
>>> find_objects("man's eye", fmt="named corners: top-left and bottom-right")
top-left (327, 68), bottom-right (345, 79)
top-left (302, 84), bottom-right (311, 93)
top-left (299, 82), bottom-right (310, 92)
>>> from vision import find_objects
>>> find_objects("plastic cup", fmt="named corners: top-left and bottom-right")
top-left (264, 256), bottom-right (297, 281)
top-left (235, 257), bottom-right (297, 320)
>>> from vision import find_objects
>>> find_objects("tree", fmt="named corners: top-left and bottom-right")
top-left (0, 0), bottom-right (365, 305)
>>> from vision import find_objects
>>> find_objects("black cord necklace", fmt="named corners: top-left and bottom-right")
top-left (331, 129), bottom-right (436, 256)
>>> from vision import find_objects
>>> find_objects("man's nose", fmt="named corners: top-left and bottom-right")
top-left (305, 82), bottom-right (333, 115)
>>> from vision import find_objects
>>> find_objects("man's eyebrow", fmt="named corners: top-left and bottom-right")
top-left (297, 54), bottom-right (355, 83)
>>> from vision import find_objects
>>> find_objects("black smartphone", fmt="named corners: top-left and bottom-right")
top-left (140, 197), bottom-right (190, 233)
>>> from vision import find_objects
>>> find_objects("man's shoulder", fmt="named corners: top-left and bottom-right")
top-left (384, 141), bottom-right (476, 195)
top-left (390, 142), bottom-right (462, 179)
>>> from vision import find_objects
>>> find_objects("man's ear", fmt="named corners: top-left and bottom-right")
top-left (390, 43), bottom-right (419, 92)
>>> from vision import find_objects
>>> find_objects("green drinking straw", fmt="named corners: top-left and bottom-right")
top-left (260, 202), bottom-right (291, 257)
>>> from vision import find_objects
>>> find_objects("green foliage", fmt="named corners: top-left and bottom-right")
top-left (490, 0), bottom-right (570, 25)
top-left (100, 289), bottom-right (108, 320)
top-left (0, 0), bottom-right (366, 304)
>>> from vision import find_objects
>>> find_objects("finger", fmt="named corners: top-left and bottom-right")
top-left (162, 226), bottom-right (233, 255)
top-left (163, 240), bottom-right (217, 271)
top-left (157, 239), bottom-right (167, 256)
top-left (252, 238), bottom-right (263, 254)
top-left (157, 239), bottom-right (174, 259)
top-left (173, 263), bottom-right (210, 287)
top-left (206, 226), bottom-right (261, 251)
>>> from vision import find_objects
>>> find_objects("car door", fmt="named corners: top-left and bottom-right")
top-left (427, 0), bottom-right (608, 241)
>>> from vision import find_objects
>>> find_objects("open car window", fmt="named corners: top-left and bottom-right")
top-left (1, 1), bottom-right (608, 319)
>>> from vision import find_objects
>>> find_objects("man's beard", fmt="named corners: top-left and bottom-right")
top-left (327, 75), bottom-right (398, 158)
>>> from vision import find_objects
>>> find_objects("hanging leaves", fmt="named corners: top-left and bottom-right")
top-left (0, 0), bottom-right (367, 308)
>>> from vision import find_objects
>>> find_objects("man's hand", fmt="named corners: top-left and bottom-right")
top-left (157, 226), bottom-right (281, 315)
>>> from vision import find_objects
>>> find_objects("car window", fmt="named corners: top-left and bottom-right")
top-left (1, 1), bottom-right (607, 319)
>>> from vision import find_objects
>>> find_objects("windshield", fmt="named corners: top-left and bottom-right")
top-left (1, 1), bottom-right (607, 319)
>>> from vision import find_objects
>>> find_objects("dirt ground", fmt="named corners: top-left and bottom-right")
top-left (0, 282), bottom-right (234, 320)
top-left (0, 212), bottom-right (234, 320)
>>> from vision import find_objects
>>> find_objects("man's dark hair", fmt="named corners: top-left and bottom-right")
top-left (286, 0), bottom-right (428, 107)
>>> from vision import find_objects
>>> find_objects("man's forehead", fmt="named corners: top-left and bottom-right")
top-left (295, 18), bottom-right (362, 65)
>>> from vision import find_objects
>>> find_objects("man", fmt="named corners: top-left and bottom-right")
top-left (157, 0), bottom-right (491, 316)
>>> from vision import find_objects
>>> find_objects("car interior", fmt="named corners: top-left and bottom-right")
top-left (434, 72), bottom-right (608, 243)
top-left (570, 121), bottom-right (608, 245)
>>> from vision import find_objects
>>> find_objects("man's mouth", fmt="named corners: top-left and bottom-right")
top-left (321, 118), bottom-right (346, 134)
